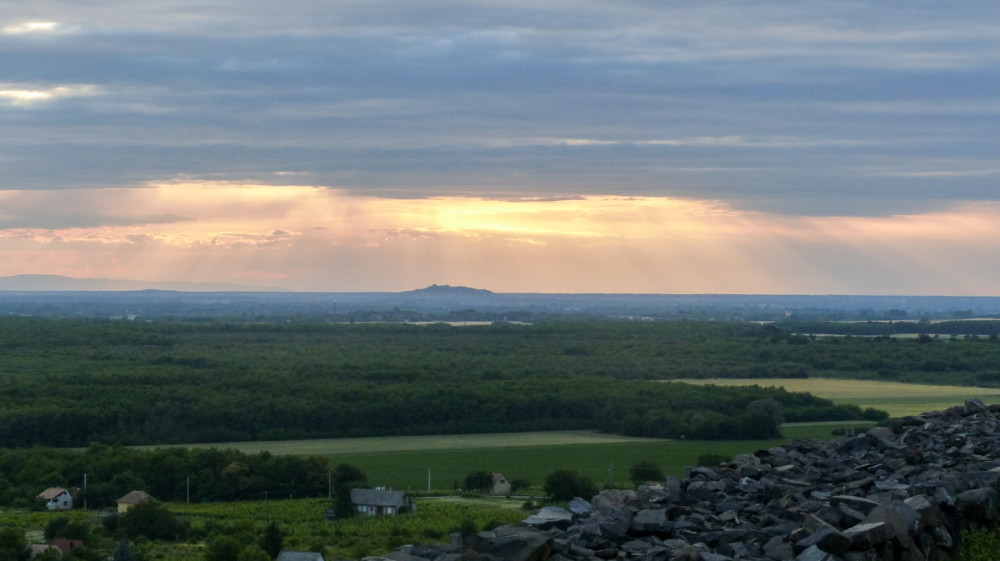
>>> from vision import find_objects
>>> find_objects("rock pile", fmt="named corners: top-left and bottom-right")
top-left (371, 399), bottom-right (1000, 561)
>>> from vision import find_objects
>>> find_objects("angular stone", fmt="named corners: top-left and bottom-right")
top-left (620, 539), bottom-right (653, 555)
top-left (934, 485), bottom-right (956, 507)
top-left (364, 553), bottom-right (427, 561)
top-left (903, 494), bottom-right (940, 527)
top-left (965, 398), bottom-right (990, 415)
top-left (862, 505), bottom-right (920, 557)
top-left (843, 522), bottom-right (891, 549)
top-left (484, 527), bottom-right (553, 561)
top-left (698, 552), bottom-right (733, 561)
top-left (796, 544), bottom-right (843, 561)
top-left (396, 545), bottom-right (445, 560)
top-left (664, 476), bottom-right (683, 496)
top-left (933, 526), bottom-right (953, 550)
top-left (732, 453), bottom-right (762, 470)
top-left (521, 506), bottom-right (574, 529)
top-left (830, 495), bottom-right (880, 516)
top-left (690, 466), bottom-right (719, 479)
top-left (763, 535), bottom-right (794, 559)
top-left (631, 508), bottom-right (672, 536)
top-left (835, 502), bottom-right (867, 527)
top-left (795, 525), bottom-right (851, 557)
top-left (956, 487), bottom-right (998, 522)
top-left (567, 497), bottom-right (592, 516)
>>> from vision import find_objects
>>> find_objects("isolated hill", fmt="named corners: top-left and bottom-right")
top-left (402, 283), bottom-right (494, 297)
top-left (2, 276), bottom-right (1000, 321)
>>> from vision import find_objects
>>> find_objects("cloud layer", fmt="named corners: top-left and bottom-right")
top-left (1, 2), bottom-right (998, 292)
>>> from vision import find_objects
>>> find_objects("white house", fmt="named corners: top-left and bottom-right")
top-left (38, 487), bottom-right (73, 510)
top-left (490, 473), bottom-right (512, 495)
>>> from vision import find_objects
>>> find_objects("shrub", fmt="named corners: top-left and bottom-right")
top-left (543, 469), bottom-right (597, 501)
top-left (957, 528), bottom-right (1000, 561)
top-left (696, 453), bottom-right (732, 467)
top-left (117, 500), bottom-right (188, 541)
top-left (463, 471), bottom-right (493, 493)
top-left (628, 461), bottom-right (665, 486)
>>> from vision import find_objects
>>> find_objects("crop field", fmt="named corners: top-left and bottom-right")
top-left (171, 496), bottom-right (529, 559)
top-left (675, 377), bottom-right (1000, 417)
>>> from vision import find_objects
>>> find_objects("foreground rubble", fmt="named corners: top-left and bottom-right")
top-left (369, 399), bottom-right (1000, 561)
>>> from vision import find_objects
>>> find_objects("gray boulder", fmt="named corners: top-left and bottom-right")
top-left (521, 506), bottom-right (574, 529)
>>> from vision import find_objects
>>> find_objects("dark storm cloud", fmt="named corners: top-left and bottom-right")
top-left (2, 0), bottom-right (999, 216)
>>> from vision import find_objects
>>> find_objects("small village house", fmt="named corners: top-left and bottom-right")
top-left (350, 488), bottom-right (415, 516)
top-left (50, 539), bottom-right (85, 555)
top-left (490, 473), bottom-right (511, 495)
top-left (116, 490), bottom-right (152, 513)
top-left (29, 538), bottom-right (86, 557)
top-left (37, 487), bottom-right (73, 510)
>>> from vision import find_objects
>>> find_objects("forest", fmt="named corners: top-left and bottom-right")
top-left (0, 444), bottom-right (331, 509)
top-left (2, 317), bottom-right (995, 447)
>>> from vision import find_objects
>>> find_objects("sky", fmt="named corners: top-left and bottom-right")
top-left (1, 1), bottom-right (999, 294)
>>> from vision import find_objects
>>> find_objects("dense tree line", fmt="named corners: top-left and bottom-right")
top-left (0, 444), bottom-right (331, 508)
top-left (2, 317), bottom-right (986, 447)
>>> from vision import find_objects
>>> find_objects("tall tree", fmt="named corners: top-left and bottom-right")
top-left (331, 463), bottom-right (367, 519)
top-left (259, 522), bottom-right (284, 559)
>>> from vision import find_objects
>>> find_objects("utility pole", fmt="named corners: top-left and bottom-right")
top-left (83, 473), bottom-right (87, 511)
top-left (186, 476), bottom-right (190, 504)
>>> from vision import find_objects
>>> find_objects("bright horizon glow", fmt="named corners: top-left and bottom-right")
top-left (1, 181), bottom-right (998, 294)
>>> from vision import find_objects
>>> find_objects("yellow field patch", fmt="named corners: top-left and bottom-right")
top-left (674, 378), bottom-right (1000, 417)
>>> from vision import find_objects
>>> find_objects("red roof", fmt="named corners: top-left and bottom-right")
top-left (50, 539), bottom-right (84, 554)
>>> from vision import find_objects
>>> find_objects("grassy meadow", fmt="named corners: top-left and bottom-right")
top-left (336, 423), bottom-right (873, 491)
top-left (139, 422), bottom-right (871, 493)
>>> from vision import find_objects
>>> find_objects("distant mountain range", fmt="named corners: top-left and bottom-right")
top-left (3, 275), bottom-right (1000, 321)
top-left (0, 274), bottom-right (282, 292)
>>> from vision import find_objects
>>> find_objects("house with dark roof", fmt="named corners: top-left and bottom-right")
top-left (276, 551), bottom-right (324, 561)
top-left (38, 487), bottom-right (73, 510)
top-left (350, 488), bottom-right (415, 516)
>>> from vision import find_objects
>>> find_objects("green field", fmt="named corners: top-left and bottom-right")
top-left (140, 422), bottom-right (870, 492)
top-left (138, 430), bottom-right (663, 456)
top-left (676, 378), bottom-right (1000, 417)
top-left (128, 375), bottom-right (996, 492)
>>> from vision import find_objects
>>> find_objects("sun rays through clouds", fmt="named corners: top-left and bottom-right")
top-left (0, 181), bottom-right (998, 293)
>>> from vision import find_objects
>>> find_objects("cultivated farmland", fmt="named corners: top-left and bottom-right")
top-left (676, 377), bottom-right (1000, 417)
